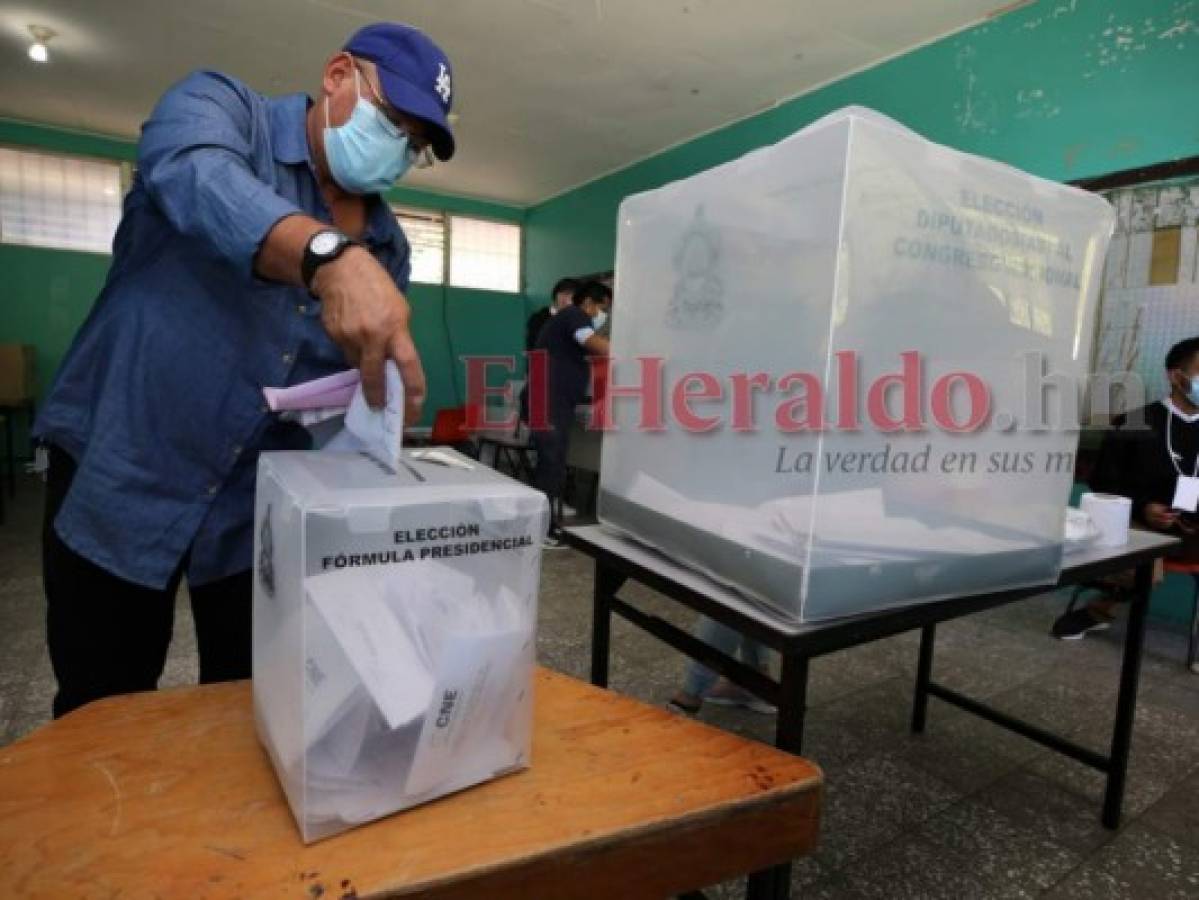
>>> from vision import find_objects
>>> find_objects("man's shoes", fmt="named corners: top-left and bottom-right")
top-left (701, 678), bottom-right (776, 714)
top-left (1051, 606), bottom-right (1113, 640)
top-left (666, 694), bottom-right (702, 716)
top-left (542, 526), bottom-right (567, 550)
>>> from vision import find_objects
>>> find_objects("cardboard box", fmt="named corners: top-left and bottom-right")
top-left (0, 345), bottom-right (35, 406)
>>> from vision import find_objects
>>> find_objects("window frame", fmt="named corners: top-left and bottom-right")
top-left (392, 204), bottom-right (449, 286)
top-left (0, 143), bottom-right (130, 256)
top-left (390, 205), bottom-right (529, 293)
top-left (445, 212), bottom-right (524, 295)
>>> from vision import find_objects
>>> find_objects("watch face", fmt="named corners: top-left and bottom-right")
top-left (311, 231), bottom-right (342, 257)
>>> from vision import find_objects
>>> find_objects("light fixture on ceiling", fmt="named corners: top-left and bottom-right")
top-left (27, 25), bottom-right (57, 63)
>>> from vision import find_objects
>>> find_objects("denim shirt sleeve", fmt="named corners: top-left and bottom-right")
top-left (138, 70), bottom-right (303, 279)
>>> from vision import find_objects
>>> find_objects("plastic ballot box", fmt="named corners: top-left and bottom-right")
top-left (598, 106), bottom-right (1115, 625)
top-left (252, 448), bottom-right (547, 842)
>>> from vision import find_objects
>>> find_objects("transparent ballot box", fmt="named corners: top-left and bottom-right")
top-left (252, 448), bottom-right (547, 842)
top-left (599, 106), bottom-right (1115, 625)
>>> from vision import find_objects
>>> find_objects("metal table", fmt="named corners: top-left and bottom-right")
top-left (564, 524), bottom-right (1178, 843)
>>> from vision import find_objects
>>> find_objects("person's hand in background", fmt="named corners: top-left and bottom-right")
top-left (1143, 502), bottom-right (1180, 531)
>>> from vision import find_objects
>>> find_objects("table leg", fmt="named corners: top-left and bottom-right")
top-left (590, 562), bottom-right (624, 688)
top-left (1102, 560), bottom-right (1152, 829)
top-left (746, 863), bottom-right (791, 900)
top-left (5, 411), bottom-right (14, 498)
top-left (739, 655), bottom-right (808, 900)
top-left (911, 624), bottom-right (936, 734)
top-left (775, 653), bottom-right (809, 754)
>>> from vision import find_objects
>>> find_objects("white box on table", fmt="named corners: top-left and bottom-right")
top-left (252, 448), bottom-right (547, 842)
top-left (599, 106), bottom-right (1115, 625)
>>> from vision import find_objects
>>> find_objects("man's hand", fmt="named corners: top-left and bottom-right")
top-left (1143, 502), bottom-right (1180, 531)
top-left (312, 245), bottom-right (426, 421)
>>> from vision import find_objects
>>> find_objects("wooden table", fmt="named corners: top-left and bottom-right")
top-left (565, 523), bottom-right (1179, 830)
top-left (0, 668), bottom-right (821, 900)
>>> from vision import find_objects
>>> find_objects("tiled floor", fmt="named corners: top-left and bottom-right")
top-left (2, 473), bottom-right (1197, 898)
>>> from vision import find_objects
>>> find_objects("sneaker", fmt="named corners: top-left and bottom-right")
top-left (1051, 607), bottom-right (1112, 641)
top-left (702, 678), bottom-right (776, 714)
top-left (666, 694), bottom-right (702, 716)
top-left (542, 527), bottom-right (567, 550)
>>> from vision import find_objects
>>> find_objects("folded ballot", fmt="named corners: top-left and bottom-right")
top-left (265, 361), bottom-right (407, 469)
top-left (252, 447), bottom-right (547, 842)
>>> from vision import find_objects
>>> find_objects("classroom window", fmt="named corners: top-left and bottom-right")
top-left (392, 208), bottom-right (523, 292)
top-left (394, 207), bottom-right (447, 284)
top-left (448, 215), bottom-right (522, 293)
top-left (0, 147), bottom-right (124, 254)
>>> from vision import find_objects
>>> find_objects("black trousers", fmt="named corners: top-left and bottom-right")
top-left (42, 445), bottom-right (252, 718)
top-left (531, 400), bottom-right (575, 527)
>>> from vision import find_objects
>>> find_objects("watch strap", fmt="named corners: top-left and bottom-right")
top-left (301, 229), bottom-right (357, 290)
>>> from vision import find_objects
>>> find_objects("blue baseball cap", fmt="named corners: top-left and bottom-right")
top-left (344, 23), bottom-right (455, 161)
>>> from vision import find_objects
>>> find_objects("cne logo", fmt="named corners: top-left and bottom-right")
top-left (257, 505), bottom-right (275, 598)
top-left (435, 689), bottom-right (459, 728)
top-left (666, 205), bottom-right (725, 332)
top-left (435, 62), bottom-right (452, 105)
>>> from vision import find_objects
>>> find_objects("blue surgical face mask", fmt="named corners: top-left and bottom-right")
top-left (323, 68), bottom-right (412, 194)
top-left (592, 309), bottom-right (608, 330)
top-left (1186, 376), bottom-right (1199, 408)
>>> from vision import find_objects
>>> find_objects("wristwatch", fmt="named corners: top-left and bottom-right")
top-left (301, 229), bottom-right (357, 289)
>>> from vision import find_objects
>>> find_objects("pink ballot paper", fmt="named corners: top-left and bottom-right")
top-left (263, 369), bottom-right (360, 412)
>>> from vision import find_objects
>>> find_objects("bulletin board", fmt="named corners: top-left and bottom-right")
top-left (1089, 178), bottom-right (1199, 421)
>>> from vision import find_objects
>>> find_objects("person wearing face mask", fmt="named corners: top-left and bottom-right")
top-left (33, 23), bottom-right (455, 717)
top-left (1052, 336), bottom-right (1199, 640)
top-left (528, 281), bottom-right (611, 547)
top-left (591, 296), bottom-right (611, 337)
top-left (593, 274), bottom-right (614, 338)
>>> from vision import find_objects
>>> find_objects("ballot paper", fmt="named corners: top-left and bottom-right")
top-left (299, 606), bottom-right (364, 761)
top-left (306, 568), bottom-right (435, 731)
top-left (342, 360), bottom-right (405, 471)
top-left (252, 447), bottom-right (547, 843)
top-left (264, 363), bottom-right (405, 465)
top-left (387, 577), bottom-right (531, 797)
top-left (263, 368), bottom-right (360, 412)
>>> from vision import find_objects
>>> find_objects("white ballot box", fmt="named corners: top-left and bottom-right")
top-left (252, 448), bottom-right (547, 842)
top-left (599, 106), bottom-right (1115, 625)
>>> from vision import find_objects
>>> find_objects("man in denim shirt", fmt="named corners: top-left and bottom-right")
top-left (34, 23), bottom-right (455, 717)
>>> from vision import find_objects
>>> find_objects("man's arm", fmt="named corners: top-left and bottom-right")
top-left (1101, 416), bottom-right (1177, 529)
top-left (582, 333), bottom-right (610, 356)
top-left (138, 71), bottom-right (424, 417)
top-left (256, 216), bottom-right (425, 418)
top-left (138, 71), bottom-right (302, 280)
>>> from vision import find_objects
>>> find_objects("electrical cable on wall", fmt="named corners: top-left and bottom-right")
top-left (440, 283), bottom-right (464, 407)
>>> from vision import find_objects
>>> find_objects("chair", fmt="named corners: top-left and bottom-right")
top-left (0, 343), bottom-right (36, 499)
top-left (429, 404), bottom-right (483, 456)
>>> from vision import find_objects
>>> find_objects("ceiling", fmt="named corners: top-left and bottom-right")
top-left (0, 0), bottom-right (1017, 206)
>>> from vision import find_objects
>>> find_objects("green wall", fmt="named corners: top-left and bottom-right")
top-left (525, 0), bottom-right (1199, 297)
top-left (0, 118), bottom-right (529, 434)
top-left (0, 244), bottom-right (111, 423)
